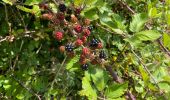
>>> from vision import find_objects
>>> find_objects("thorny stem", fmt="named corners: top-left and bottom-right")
top-left (131, 49), bottom-right (160, 89)
top-left (50, 56), bottom-right (67, 89)
top-left (11, 74), bottom-right (41, 100)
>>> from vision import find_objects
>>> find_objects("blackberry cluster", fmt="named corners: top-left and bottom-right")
top-left (90, 38), bottom-right (99, 47)
top-left (99, 50), bottom-right (107, 59)
top-left (58, 4), bottom-right (66, 12)
top-left (81, 63), bottom-right (88, 70)
top-left (65, 43), bottom-right (74, 52)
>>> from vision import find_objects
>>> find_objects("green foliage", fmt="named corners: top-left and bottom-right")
top-left (0, 0), bottom-right (170, 99)
top-left (130, 13), bottom-right (148, 33)
top-left (105, 82), bottom-right (128, 99)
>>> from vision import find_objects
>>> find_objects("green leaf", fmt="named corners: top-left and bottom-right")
top-left (16, 5), bottom-right (40, 16)
top-left (81, 7), bottom-right (99, 20)
top-left (66, 55), bottom-right (79, 70)
top-left (2, 0), bottom-right (15, 5)
top-left (126, 30), bottom-right (161, 47)
top-left (105, 82), bottom-right (128, 99)
top-left (163, 33), bottom-right (170, 50)
top-left (148, 7), bottom-right (157, 18)
top-left (130, 13), bottom-right (148, 32)
top-left (99, 12), bottom-right (124, 34)
top-left (158, 82), bottom-right (170, 93)
top-left (16, 94), bottom-right (24, 100)
top-left (25, 0), bottom-right (42, 5)
top-left (89, 67), bottom-right (109, 91)
top-left (79, 71), bottom-right (97, 100)
top-left (139, 65), bottom-right (149, 83)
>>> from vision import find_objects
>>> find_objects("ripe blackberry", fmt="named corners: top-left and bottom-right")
top-left (67, 8), bottom-right (72, 14)
top-left (65, 43), bottom-right (74, 52)
top-left (59, 4), bottom-right (66, 12)
top-left (99, 50), bottom-right (107, 59)
top-left (88, 25), bottom-right (93, 31)
top-left (65, 15), bottom-right (71, 21)
top-left (90, 38), bottom-right (99, 47)
top-left (81, 63), bottom-right (88, 71)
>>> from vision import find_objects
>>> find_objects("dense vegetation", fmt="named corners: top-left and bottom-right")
top-left (0, 0), bottom-right (170, 99)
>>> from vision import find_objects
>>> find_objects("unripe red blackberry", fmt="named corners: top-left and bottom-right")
top-left (41, 13), bottom-right (53, 20)
top-left (54, 31), bottom-right (63, 41)
top-left (75, 39), bottom-right (83, 46)
top-left (83, 29), bottom-right (91, 37)
top-left (91, 59), bottom-right (98, 65)
top-left (97, 42), bottom-right (103, 49)
top-left (81, 63), bottom-right (88, 71)
top-left (57, 12), bottom-right (65, 20)
top-left (71, 14), bottom-right (78, 23)
top-left (82, 47), bottom-right (90, 56)
top-left (74, 24), bottom-right (82, 33)
top-left (79, 58), bottom-right (87, 64)
top-left (81, 36), bottom-right (87, 43)
top-left (59, 46), bottom-right (65, 52)
top-left (75, 8), bottom-right (81, 15)
top-left (39, 3), bottom-right (48, 9)
top-left (58, 4), bottom-right (66, 12)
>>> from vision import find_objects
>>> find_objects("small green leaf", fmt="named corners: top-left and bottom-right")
top-left (105, 82), bottom-right (128, 99)
top-left (148, 7), bottom-right (157, 18)
top-left (130, 13), bottom-right (148, 32)
top-left (66, 55), bottom-right (79, 70)
top-left (79, 71), bottom-right (97, 100)
top-left (81, 7), bottom-right (99, 20)
top-left (16, 94), bottom-right (24, 100)
top-left (89, 67), bottom-right (109, 91)
top-left (139, 65), bottom-right (149, 83)
top-left (126, 30), bottom-right (161, 47)
top-left (163, 33), bottom-right (170, 50)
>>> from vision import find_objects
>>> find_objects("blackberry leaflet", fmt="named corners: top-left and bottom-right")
top-left (99, 50), bottom-right (107, 59)
top-left (59, 4), bottom-right (66, 12)
top-left (90, 38), bottom-right (99, 47)
top-left (81, 63), bottom-right (88, 70)
top-left (65, 43), bottom-right (74, 52)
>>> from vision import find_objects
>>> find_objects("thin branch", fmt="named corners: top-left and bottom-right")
top-left (131, 49), bottom-right (160, 89)
top-left (117, 0), bottom-right (135, 14)
top-left (10, 74), bottom-right (41, 100)
top-left (50, 56), bottom-right (67, 89)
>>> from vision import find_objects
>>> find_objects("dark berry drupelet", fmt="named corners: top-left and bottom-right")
top-left (99, 50), bottom-right (107, 59)
top-left (81, 63), bottom-right (88, 71)
top-left (67, 8), bottom-right (72, 14)
top-left (90, 38), bottom-right (99, 47)
top-left (88, 25), bottom-right (93, 32)
top-left (59, 4), bottom-right (66, 12)
top-left (65, 43), bottom-right (74, 52)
